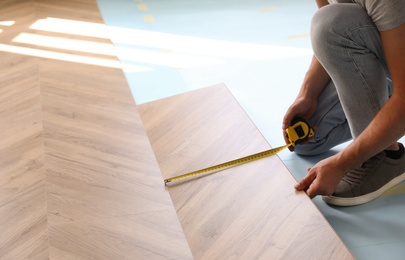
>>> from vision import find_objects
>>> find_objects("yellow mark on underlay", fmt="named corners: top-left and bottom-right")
top-left (137, 4), bottom-right (149, 11)
top-left (288, 34), bottom-right (310, 39)
top-left (160, 48), bottom-right (171, 53)
top-left (383, 183), bottom-right (405, 196)
top-left (144, 15), bottom-right (154, 23)
top-left (259, 6), bottom-right (278, 12)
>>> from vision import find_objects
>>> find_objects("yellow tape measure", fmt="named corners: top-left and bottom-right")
top-left (164, 118), bottom-right (314, 186)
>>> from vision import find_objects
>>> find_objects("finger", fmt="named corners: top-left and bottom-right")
top-left (306, 184), bottom-right (317, 199)
top-left (282, 130), bottom-right (295, 151)
top-left (282, 115), bottom-right (289, 130)
top-left (283, 130), bottom-right (289, 143)
top-left (294, 174), bottom-right (315, 191)
top-left (294, 168), bottom-right (314, 190)
top-left (294, 178), bottom-right (309, 191)
top-left (282, 112), bottom-right (294, 130)
top-left (306, 177), bottom-right (332, 199)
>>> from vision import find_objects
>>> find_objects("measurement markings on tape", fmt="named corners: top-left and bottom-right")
top-left (164, 118), bottom-right (314, 186)
top-left (164, 144), bottom-right (291, 185)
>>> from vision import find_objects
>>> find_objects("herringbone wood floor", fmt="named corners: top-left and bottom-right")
top-left (0, 0), bottom-right (191, 259)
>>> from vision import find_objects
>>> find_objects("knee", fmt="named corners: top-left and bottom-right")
top-left (311, 5), bottom-right (343, 54)
top-left (311, 5), bottom-right (338, 39)
top-left (311, 5), bottom-right (340, 58)
top-left (310, 4), bottom-right (369, 55)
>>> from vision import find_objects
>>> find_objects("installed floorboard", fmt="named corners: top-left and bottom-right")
top-left (139, 84), bottom-right (355, 259)
top-left (0, 0), bottom-right (191, 259)
top-left (0, 46), bottom-right (48, 259)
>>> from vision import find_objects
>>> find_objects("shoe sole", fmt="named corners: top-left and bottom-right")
top-left (322, 171), bottom-right (405, 206)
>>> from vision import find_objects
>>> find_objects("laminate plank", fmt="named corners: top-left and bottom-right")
top-left (0, 48), bottom-right (48, 259)
top-left (49, 211), bottom-right (190, 260)
top-left (0, 178), bottom-right (48, 260)
top-left (41, 60), bottom-right (192, 258)
top-left (139, 85), bottom-right (270, 180)
top-left (139, 84), bottom-right (355, 259)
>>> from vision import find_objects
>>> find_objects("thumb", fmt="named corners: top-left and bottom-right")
top-left (294, 168), bottom-right (313, 190)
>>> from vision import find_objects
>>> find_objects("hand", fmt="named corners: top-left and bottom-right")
top-left (283, 96), bottom-right (318, 129)
top-left (282, 96), bottom-right (318, 151)
top-left (294, 155), bottom-right (346, 198)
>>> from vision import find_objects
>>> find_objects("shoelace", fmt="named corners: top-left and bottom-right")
top-left (341, 152), bottom-right (385, 188)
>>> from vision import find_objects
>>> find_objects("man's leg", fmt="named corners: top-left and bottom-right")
top-left (294, 79), bottom-right (352, 156)
top-left (310, 3), bottom-right (405, 206)
top-left (311, 3), bottom-right (391, 137)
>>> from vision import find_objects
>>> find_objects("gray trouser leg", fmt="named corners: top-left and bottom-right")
top-left (295, 3), bottom-right (392, 156)
top-left (294, 80), bottom-right (352, 156)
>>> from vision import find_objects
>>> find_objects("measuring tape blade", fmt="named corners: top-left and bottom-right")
top-left (164, 143), bottom-right (291, 186)
top-left (164, 118), bottom-right (313, 186)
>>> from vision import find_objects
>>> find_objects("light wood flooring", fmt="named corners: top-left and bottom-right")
top-left (0, 0), bottom-right (191, 259)
top-left (139, 84), bottom-right (354, 259)
top-left (1, 0), bottom-right (353, 259)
